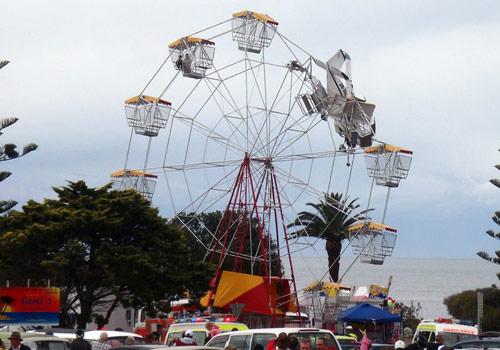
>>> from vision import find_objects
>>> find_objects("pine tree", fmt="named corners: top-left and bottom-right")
top-left (477, 149), bottom-right (500, 280)
top-left (0, 59), bottom-right (38, 213)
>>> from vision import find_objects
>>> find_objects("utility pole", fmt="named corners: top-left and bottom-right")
top-left (477, 290), bottom-right (483, 334)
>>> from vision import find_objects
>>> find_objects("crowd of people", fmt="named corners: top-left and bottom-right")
top-left (68, 331), bottom-right (136, 350)
top-left (348, 328), bottom-right (453, 350)
top-left (0, 327), bottom-right (456, 350)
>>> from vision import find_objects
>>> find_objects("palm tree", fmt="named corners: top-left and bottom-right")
top-left (0, 295), bottom-right (14, 314)
top-left (288, 192), bottom-right (370, 282)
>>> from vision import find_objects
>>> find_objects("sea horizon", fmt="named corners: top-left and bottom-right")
top-left (291, 256), bottom-right (498, 319)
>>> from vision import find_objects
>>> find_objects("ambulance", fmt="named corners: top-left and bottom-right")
top-left (413, 319), bottom-right (478, 346)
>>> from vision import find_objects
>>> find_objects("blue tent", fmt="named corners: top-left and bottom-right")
top-left (340, 303), bottom-right (401, 323)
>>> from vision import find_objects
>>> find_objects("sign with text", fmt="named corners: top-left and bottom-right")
top-left (369, 284), bottom-right (388, 299)
top-left (0, 287), bottom-right (60, 325)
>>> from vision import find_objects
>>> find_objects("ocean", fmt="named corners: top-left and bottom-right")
top-left (291, 256), bottom-right (499, 319)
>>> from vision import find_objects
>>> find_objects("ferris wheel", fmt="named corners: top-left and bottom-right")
top-left (112, 10), bottom-right (413, 323)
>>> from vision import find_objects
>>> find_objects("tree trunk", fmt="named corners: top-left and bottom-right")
top-left (103, 296), bottom-right (120, 326)
top-left (325, 239), bottom-right (342, 282)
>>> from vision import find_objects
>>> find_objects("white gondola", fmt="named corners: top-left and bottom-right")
top-left (364, 144), bottom-right (413, 187)
top-left (124, 95), bottom-right (171, 137)
top-left (298, 77), bottom-right (329, 120)
top-left (169, 37), bottom-right (215, 79)
top-left (110, 169), bottom-right (158, 201)
top-left (348, 222), bottom-right (398, 265)
top-left (232, 10), bottom-right (278, 53)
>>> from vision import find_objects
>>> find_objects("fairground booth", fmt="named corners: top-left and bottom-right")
top-left (340, 303), bottom-right (402, 343)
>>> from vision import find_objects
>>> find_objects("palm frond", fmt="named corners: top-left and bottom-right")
top-left (289, 191), bottom-right (372, 241)
top-left (0, 60), bottom-right (9, 70)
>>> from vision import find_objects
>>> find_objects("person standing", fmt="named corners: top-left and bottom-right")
top-left (205, 322), bottom-right (221, 343)
top-left (289, 335), bottom-right (299, 350)
top-left (174, 330), bottom-right (197, 346)
top-left (71, 330), bottom-right (91, 350)
top-left (7, 332), bottom-right (30, 350)
top-left (360, 329), bottom-right (372, 350)
top-left (91, 332), bottom-right (111, 350)
top-left (275, 333), bottom-right (290, 350)
top-left (426, 334), bottom-right (444, 350)
top-left (394, 340), bottom-right (406, 350)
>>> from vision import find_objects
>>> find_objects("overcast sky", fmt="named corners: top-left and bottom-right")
top-left (0, 1), bottom-right (499, 275)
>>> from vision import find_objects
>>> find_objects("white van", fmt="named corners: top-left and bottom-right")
top-left (413, 320), bottom-right (478, 346)
top-left (165, 321), bottom-right (248, 346)
top-left (205, 328), bottom-right (340, 350)
top-left (30, 329), bottom-right (144, 345)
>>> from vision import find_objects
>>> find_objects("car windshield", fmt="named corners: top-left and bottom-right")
top-left (443, 333), bottom-right (478, 346)
top-left (107, 337), bottom-right (144, 345)
top-left (166, 331), bottom-right (206, 346)
top-left (24, 341), bottom-right (70, 350)
top-left (290, 332), bottom-right (339, 350)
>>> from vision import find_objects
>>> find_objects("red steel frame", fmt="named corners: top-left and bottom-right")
top-left (207, 153), bottom-right (300, 319)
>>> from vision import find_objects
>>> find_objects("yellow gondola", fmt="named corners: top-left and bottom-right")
top-left (110, 169), bottom-right (158, 200)
top-left (169, 36), bottom-right (215, 79)
top-left (364, 144), bottom-right (413, 187)
top-left (231, 10), bottom-right (278, 53)
top-left (124, 95), bottom-right (171, 137)
top-left (347, 221), bottom-right (398, 265)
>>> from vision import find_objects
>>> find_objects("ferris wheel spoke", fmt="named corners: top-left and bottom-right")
top-left (269, 168), bottom-right (321, 249)
top-left (274, 116), bottom-right (325, 157)
top-left (269, 150), bottom-right (341, 163)
top-left (272, 163), bottom-right (365, 222)
top-left (203, 77), bottom-right (266, 153)
top-left (172, 164), bottom-right (240, 217)
top-left (150, 158), bottom-right (243, 173)
top-left (203, 79), bottom-right (247, 151)
top-left (245, 53), bottom-right (267, 114)
top-left (248, 63), bottom-right (294, 157)
top-left (172, 112), bottom-right (246, 155)
top-left (172, 76), bottom-right (248, 157)
top-left (270, 164), bottom-right (359, 253)
top-left (210, 62), bottom-right (269, 153)
top-left (244, 56), bottom-right (271, 153)
top-left (252, 70), bottom-right (312, 157)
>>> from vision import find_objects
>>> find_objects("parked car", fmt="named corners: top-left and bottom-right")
top-left (205, 328), bottom-right (341, 350)
top-left (0, 333), bottom-right (71, 350)
top-left (335, 335), bottom-right (358, 345)
top-left (453, 338), bottom-right (500, 349)
top-left (413, 320), bottom-right (478, 346)
top-left (115, 346), bottom-right (221, 350)
top-left (165, 321), bottom-right (248, 346)
top-left (337, 342), bottom-right (397, 350)
top-left (30, 329), bottom-right (144, 345)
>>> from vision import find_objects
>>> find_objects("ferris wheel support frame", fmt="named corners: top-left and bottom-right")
top-left (207, 152), bottom-right (300, 318)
